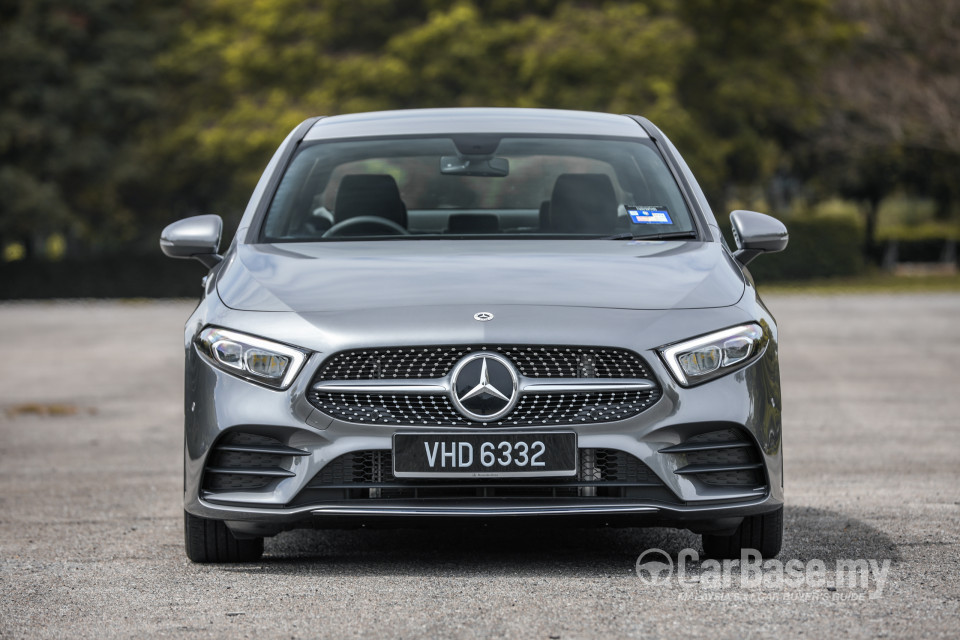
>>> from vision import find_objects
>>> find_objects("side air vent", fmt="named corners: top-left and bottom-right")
top-left (661, 428), bottom-right (765, 488)
top-left (202, 432), bottom-right (308, 492)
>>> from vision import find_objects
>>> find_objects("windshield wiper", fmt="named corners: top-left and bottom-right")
top-left (605, 230), bottom-right (698, 241)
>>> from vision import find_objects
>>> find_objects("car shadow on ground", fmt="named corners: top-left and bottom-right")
top-left (217, 505), bottom-right (900, 577)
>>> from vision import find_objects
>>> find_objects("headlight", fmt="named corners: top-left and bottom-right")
top-left (659, 324), bottom-right (765, 386)
top-left (196, 327), bottom-right (308, 389)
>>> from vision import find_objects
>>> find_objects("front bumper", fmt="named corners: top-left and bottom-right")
top-left (201, 496), bottom-right (779, 538)
top-left (182, 302), bottom-right (783, 538)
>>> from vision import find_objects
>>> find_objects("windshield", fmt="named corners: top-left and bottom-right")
top-left (260, 135), bottom-right (696, 241)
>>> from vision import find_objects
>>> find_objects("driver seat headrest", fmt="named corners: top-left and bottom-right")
top-left (334, 174), bottom-right (407, 228)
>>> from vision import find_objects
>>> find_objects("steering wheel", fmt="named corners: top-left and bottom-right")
top-left (321, 216), bottom-right (410, 238)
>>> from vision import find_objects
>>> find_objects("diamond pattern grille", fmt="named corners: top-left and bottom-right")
top-left (309, 345), bottom-right (661, 426)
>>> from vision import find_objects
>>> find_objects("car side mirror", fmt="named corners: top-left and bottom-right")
top-left (729, 210), bottom-right (788, 266)
top-left (160, 215), bottom-right (224, 269)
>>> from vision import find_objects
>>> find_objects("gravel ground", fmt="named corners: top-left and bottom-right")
top-left (0, 295), bottom-right (957, 638)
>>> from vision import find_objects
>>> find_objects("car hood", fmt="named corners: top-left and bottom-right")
top-left (216, 240), bottom-right (745, 313)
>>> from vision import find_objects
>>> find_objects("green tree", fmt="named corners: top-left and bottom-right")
top-left (0, 0), bottom-right (173, 254)
top-left (154, 1), bottom-right (700, 220)
top-left (805, 0), bottom-right (960, 253)
top-left (675, 0), bottom-right (851, 202)
top-left (154, 0), bottom-right (852, 223)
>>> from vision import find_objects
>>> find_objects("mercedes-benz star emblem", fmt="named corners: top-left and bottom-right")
top-left (449, 352), bottom-right (519, 422)
top-left (473, 312), bottom-right (494, 322)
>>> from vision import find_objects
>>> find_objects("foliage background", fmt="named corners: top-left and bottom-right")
top-left (1, 0), bottom-right (957, 289)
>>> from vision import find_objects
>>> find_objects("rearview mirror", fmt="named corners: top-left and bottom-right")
top-left (729, 210), bottom-right (788, 266)
top-left (160, 215), bottom-right (224, 269)
top-left (440, 155), bottom-right (509, 177)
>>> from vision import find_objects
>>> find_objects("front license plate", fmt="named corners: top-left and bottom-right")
top-left (393, 432), bottom-right (577, 478)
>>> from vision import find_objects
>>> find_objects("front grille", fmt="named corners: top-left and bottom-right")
top-left (309, 345), bottom-right (661, 426)
top-left (315, 450), bottom-right (393, 485)
top-left (510, 391), bottom-right (655, 425)
top-left (310, 393), bottom-right (464, 425)
top-left (289, 447), bottom-right (673, 504)
top-left (316, 345), bottom-right (652, 380)
top-left (587, 448), bottom-right (662, 483)
top-left (661, 428), bottom-right (765, 488)
top-left (312, 448), bottom-right (662, 486)
top-left (202, 432), bottom-right (308, 493)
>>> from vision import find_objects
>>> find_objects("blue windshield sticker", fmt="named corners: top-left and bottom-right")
top-left (627, 207), bottom-right (672, 224)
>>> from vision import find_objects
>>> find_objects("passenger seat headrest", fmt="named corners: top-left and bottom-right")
top-left (549, 173), bottom-right (618, 234)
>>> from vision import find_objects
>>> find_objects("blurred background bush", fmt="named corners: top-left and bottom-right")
top-left (1, 0), bottom-right (958, 296)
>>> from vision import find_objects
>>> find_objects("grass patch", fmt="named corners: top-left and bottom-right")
top-left (759, 271), bottom-right (960, 295)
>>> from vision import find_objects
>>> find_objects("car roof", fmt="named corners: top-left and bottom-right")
top-left (302, 108), bottom-right (649, 141)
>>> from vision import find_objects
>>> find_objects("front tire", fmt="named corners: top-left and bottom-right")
top-left (184, 510), bottom-right (264, 563)
top-left (701, 506), bottom-right (783, 560)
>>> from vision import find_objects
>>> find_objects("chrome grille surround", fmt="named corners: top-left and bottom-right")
top-left (308, 345), bottom-right (662, 426)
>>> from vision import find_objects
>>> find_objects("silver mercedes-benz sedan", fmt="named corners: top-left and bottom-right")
top-left (161, 108), bottom-right (788, 563)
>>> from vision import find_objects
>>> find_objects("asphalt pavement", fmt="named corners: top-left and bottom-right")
top-left (0, 294), bottom-right (957, 638)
